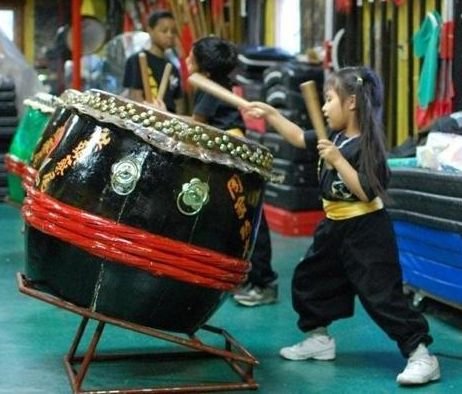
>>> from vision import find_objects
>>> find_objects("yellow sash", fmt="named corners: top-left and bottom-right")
top-left (323, 197), bottom-right (384, 220)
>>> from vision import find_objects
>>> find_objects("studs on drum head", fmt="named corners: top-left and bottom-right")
top-left (68, 90), bottom-right (275, 177)
top-left (111, 157), bottom-right (142, 196)
top-left (177, 178), bottom-right (210, 216)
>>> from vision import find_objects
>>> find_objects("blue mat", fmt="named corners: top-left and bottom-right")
top-left (394, 220), bottom-right (462, 306)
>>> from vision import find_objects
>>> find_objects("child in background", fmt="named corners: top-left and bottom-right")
top-left (186, 36), bottom-right (278, 306)
top-left (187, 36), bottom-right (244, 134)
top-left (244, 66), bottom-right (440, 385)
top-left (123, 10), bottom-right (183, 113)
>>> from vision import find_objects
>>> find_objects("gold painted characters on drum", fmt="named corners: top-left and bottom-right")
top-left (227, 174), bottom-right (253, 257)
top-left (32, 125), bottom-right (66, 169)
top-left (38, 128), bottom-right (111, 192)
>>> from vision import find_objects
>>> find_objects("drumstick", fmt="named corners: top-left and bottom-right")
top-left (157, 63), bottom-right (173, 101)
top-left (300, 81), bottom-right (327, 140)
top-left (188, 73), bottom-right (250, 109)
top-left (138, 52), bottom-right (153, 102)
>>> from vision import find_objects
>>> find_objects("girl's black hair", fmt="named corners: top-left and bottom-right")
top-left (148, 10), bottom-right (174, 28)
top-left (192, 36), bottom-right (238, 84)
top-left (324, 66), bottom-right (389, 201)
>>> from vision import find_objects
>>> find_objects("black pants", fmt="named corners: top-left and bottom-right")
top-left (247, 213), bottom-right (278, 286)
top-left (292, 209), bottom-right (432, 357)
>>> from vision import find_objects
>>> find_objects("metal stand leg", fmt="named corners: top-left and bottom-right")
top-left (17, 273), bottom-right (259, 393)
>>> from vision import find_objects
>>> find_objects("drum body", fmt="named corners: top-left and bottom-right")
top-left (6, 94), bottom-right (59, 203)
top-left (24, 90), bottom-right (273, 334)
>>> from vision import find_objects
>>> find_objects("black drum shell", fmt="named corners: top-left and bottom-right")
top-left (30, 105), bottom-right (74, 171)
top-left (25, 111), bottom-right (265, 334)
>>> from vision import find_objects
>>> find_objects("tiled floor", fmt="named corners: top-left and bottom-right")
top-left (1, 203), bottom-right (461, 393)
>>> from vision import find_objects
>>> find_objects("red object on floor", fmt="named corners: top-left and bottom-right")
top-left (263, 204), bottom-right (324, 236)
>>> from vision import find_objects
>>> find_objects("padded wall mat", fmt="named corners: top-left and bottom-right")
top-left (400, 252), bottom-right (462, 306)
top-left (388, 167), bottom-right (462, 233)
top-left (390, 168), bottom-right (462, 198)
top-left (393, 220), bottom-right (462, 306)
top-left (272, 158), bottom-right (319, 187)
top-left (264, 183), bottom-right (321, 211)
top-left (394, 220), bottom-right (462, 269)
top-left (388, 189), bottom-right (462, 222)
top-left (389, 209), bottom-right (462, 233)
top-left (262, 132), bottom-right (317, 162)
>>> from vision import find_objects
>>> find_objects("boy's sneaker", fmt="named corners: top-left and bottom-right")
top-left (280, 335), bottom-right (336, 361)
top-left (233, 282), bottom-right (278, 306)
top-left (396, 353), bottom-right (440, 385)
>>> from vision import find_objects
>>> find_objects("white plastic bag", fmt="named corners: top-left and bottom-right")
top-left (417, 131), bottom-right (462, 172)
top-left (0, 27), bottom-right (45, 116)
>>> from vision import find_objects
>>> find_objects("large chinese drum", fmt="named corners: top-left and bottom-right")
top-left (23, 89), bottom-right (273, 334)
top-left (5, 93), bottom-right (60, 203)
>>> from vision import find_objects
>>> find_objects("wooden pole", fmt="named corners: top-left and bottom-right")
top-left (157, 63), bottom-right (173, 101)
top-left (188, 73), bottom-right (250, 109)
top-left (138, 52), bottom-right (153, 102)
top-left (300, 81), bottom-right (327, 140)
top-left (71, 0), bottom-right (82, 90)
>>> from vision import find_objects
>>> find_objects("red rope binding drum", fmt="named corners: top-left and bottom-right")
top-left (22, 166), bottom-right (38, 190)
top-left (4, 154), bottom-right (38, 190)
top-left (4, 154), bottom-right (28, 179)
top-left (22, 187), bottom-right (250, 291)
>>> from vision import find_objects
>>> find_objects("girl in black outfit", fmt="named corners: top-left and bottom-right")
top-left (244, 66), bottom-right (440, 385)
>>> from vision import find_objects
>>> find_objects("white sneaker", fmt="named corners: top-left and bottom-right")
top-left (280, 335), bottom-right (336, 361)
top-left (233, 282), bottom-right (278, 307)
top-left (396, 353), bottom-right (440, 385)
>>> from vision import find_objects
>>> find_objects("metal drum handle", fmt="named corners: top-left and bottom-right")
top-left (177, 178), bottom-right (210, 216)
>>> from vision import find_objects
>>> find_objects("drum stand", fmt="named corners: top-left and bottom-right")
top-left (17, 273), bottom-right (259, 393)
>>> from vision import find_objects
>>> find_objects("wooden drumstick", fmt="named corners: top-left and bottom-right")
top-left (300, 80), bottom-right (327, 140)
top-left (157, 63), bottom-right (173, 101)
top-left (138, 52), bottom-right (153, 102)
top-left (188, 73), bottom-right (250, 109)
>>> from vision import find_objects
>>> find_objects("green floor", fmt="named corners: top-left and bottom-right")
top-left (1, 202), bottom-right (461, 393)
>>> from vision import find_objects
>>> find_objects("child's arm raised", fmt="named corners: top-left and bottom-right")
top-left (244, 102), bottom-right (306, 149)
